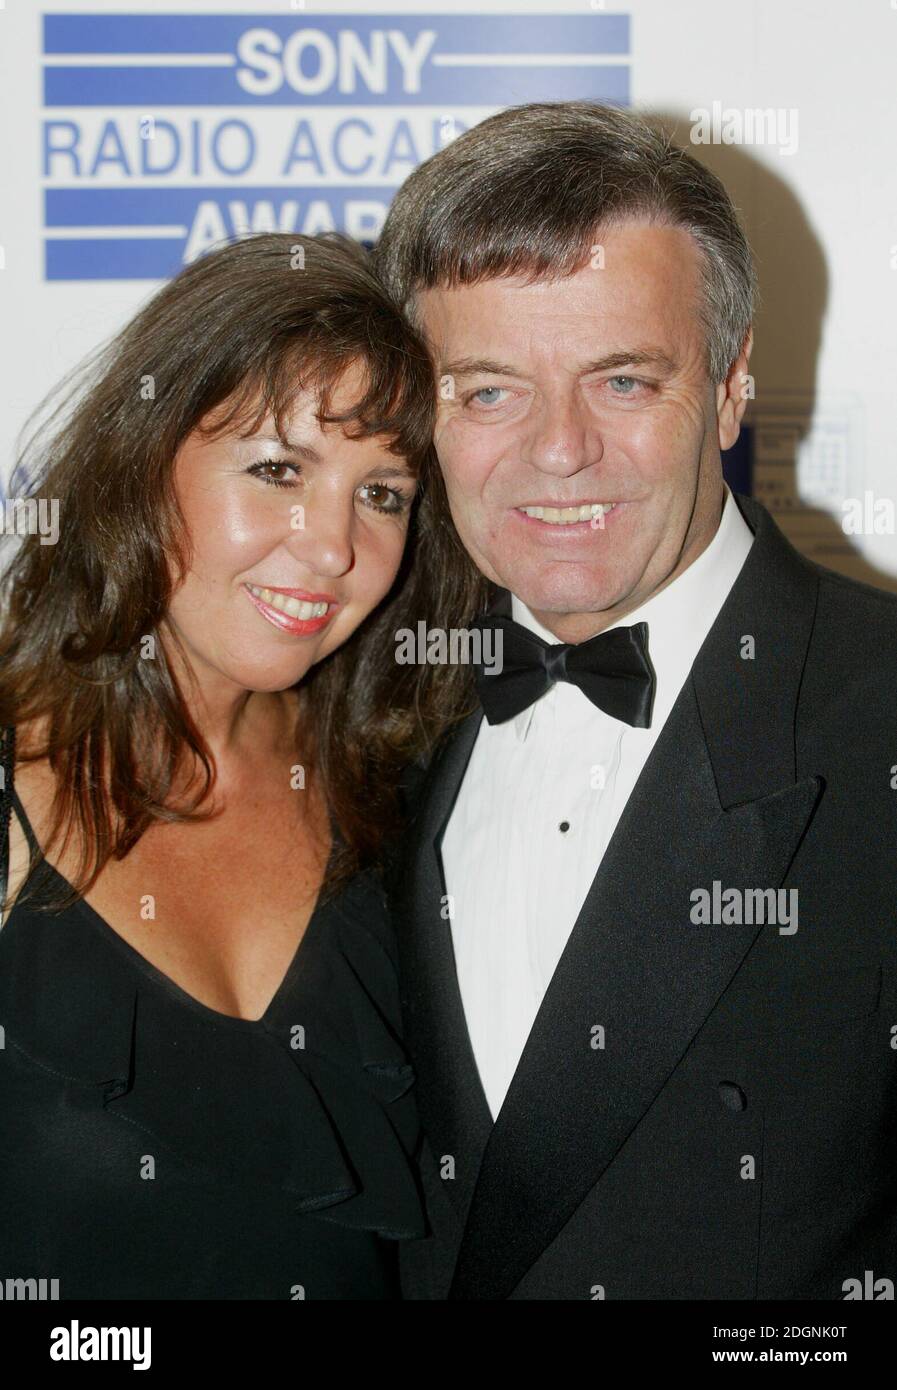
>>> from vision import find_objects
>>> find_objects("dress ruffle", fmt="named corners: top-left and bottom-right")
top-left (0, 861), bottom-right (425, 1241)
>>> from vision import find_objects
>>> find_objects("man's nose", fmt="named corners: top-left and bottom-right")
top-left (283, 496), bottom-right (356, 579)
top-left (520, 390), bottom-right (601, 477)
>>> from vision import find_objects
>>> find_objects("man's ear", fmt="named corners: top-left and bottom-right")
top-left (716, 326), bottom-right (754, 452)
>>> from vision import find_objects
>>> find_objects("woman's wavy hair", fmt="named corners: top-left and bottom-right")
top-left (0, 232), bottom-right (488, 912)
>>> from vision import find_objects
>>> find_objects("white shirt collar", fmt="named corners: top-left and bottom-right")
top-left (508, 484), bottom-right (755, 740)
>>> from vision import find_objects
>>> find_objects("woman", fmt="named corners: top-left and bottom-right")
top-left (0, 232), bottom-right (484, 1299)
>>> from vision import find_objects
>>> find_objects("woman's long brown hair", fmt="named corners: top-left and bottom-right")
top-left (0, 232), bottom-right (488, 912)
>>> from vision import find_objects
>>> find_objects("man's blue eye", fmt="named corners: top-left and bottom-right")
top-left (610, 376), bottom-right (637, 393)
top-left (474, 387), bottom-right (506, 405)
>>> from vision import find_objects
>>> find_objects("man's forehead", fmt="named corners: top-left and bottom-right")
top-left (417, 220), bottom-right (700, 309)
top-left (420, 289), bottom-right (689, 377)
top-left (416, 235), bottom-right (702, 371)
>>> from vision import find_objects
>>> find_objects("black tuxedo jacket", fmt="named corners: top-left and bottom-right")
top-left (388, 491), bottom-right (897, 1300)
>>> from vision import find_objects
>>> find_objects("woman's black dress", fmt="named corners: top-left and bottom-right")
top-left (0, 748), bottom-right (424, 1299)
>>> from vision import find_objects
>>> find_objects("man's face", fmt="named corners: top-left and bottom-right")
top-left (417, 219), bottom-right (749, 642)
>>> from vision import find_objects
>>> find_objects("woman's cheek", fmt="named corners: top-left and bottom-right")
top-left (225, 492), bottom-right (285, 552)
top-left (358, 520), bottom-right (408, 604)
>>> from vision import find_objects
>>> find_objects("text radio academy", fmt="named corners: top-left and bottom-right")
top-left (42, 13), bottom-right (628, 275)
top-left (47, 27), bottom-right (453, 248)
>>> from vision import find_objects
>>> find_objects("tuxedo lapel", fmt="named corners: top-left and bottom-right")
top-left (447, 493), bottom-right (826, 1299)
top-left (393, 706), bottom-right (494, 1226)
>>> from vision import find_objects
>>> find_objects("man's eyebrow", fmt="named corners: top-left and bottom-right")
top-left (581, 349), bottom-right (678, 374)
top-left (442, 349), bottom-right (677, 378)
top-left (442, 357), bottom-right (523, 378)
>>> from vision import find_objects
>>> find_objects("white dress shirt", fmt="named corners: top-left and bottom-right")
top-left (441, 486), bottom-right (756, 1120)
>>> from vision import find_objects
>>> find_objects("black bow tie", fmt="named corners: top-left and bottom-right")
top-left (471, 613), bottom-right (656, 728)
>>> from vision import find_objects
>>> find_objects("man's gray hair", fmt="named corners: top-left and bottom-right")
top-left (374, 101), bottom-right (759, 386)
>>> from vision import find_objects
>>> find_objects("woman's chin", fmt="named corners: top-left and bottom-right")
top-left (236, 661), bottom-right (319, 694)
top-left (199, 649), bottom-right (320, 696)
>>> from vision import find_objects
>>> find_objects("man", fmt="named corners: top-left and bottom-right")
top-left (374, 102), bottom-right (897, 1300)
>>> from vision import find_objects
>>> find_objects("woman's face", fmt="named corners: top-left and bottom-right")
top-left (164, 365), bottom-right (419, 696)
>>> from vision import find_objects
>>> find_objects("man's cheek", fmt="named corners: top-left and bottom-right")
top-left (433, 404), bottom-right (457, 449)
top-left (439, 449), bottom-right (485, 504)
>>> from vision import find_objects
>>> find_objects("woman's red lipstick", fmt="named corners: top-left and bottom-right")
top-left (243, 582), bottom-right (337, 636)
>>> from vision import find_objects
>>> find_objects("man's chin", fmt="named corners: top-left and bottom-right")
top-left (510, 582), bottom-right (637, 623)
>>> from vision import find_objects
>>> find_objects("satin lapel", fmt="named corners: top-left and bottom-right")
top-left (448, 492), bottom-right (825, 1299)
top-left (393, 708), bottom-right (495, 1224)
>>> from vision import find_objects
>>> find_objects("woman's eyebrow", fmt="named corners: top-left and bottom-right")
top-left (367, 463), bottom-right (418, 480)
top-left (249, 438), bottom-right (417, 480)
top-left (250, 433), bottom-right (323, 462)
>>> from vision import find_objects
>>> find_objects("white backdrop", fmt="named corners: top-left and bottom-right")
top-left (1, 0), bottom-right (896, 588)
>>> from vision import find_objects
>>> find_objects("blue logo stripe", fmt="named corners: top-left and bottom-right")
top-left (44, 14), bottom-right (235, 54)
top-left (45, 66), bottom-right (629, 108)
top-left (44, 12), bottom-right (629, 106)
top-left (44, 14), bottom-right (630, 57)
top-left (46, 238), bottom-right (188, 281)
top-left (45, 186), bottom-right (402, 279)
top-left (45, 187), bottom-right (397, 226)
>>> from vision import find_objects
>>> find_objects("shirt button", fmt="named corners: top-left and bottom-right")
top-left (559, 821), bottom-right (570, 833)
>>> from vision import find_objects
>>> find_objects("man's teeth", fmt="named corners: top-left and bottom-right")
top-left (246, 584), bottom-right (330, 619)
top-left (519, 502), bottom-right (617, 524)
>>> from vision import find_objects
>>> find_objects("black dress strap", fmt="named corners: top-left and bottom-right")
top-left (0, 733), bottom-right (39, 850)
top-left (0, 725), bottom-right (16, 919)
top-left (0, 727), bottom-right (41, 921)
top-left (8, 785), bottom-right (40, 856)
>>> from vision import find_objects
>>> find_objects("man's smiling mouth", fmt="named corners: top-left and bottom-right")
top-left (517, 502), bottom-right (618, 526)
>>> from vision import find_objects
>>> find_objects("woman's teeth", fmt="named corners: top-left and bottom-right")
top-left (246, 584), bottom-right (330, 619)
top-left (519, 502), bottom-right (617, 524)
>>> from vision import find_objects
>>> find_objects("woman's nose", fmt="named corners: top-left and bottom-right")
top-left (282, 497), bottom-right (356, 579)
